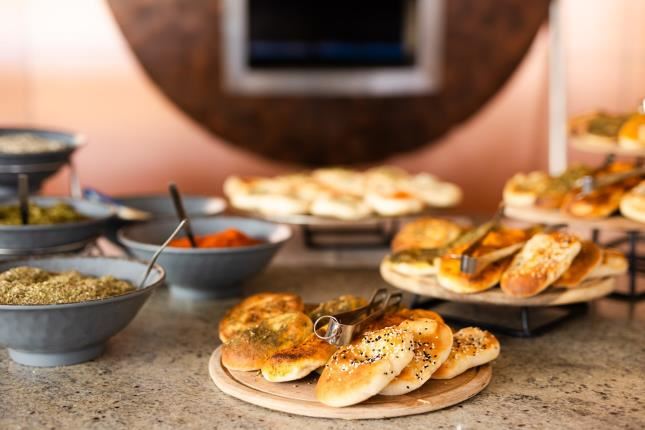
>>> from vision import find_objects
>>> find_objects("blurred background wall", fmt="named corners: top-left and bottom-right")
top-left (1, 0), bottom-right (644, 212)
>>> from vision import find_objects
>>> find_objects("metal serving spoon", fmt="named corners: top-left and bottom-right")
top-left (168, 182), bottom-right (198, 248)
top-left (18, 174), bottom-right (29, 225)
top-left (138, 219), bottom-right (186, 289)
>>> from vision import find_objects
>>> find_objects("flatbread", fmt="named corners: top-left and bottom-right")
top-left (432, 327), bottom-right (500, 380)
top-left (380, 319), bottom-right (453, 395)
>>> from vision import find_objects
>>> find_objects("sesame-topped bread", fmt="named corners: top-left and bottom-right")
top-left (219, 292), bottom-right (303, 343)
top-left (261, 333), bottom-right (337, 382)
top-left (221, 312), bottom-right (312, 371)
top-left (380, 318), bottom-right (453, 396)
top-left (315, 327), bottom-right (415, 407)
top-left (432, 327), bottom-right (500, 380)
top-left (500, 232), bottom-right (581, 298)
top-left (555, 240), bottom-right (603, 288)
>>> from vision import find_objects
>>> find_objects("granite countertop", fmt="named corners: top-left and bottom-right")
top-left (1, 241), bottom-right (644, 429)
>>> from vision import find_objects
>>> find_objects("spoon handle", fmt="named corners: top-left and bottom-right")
top-left (168, 182), bottom-right (198, 248)
top-left (18, 174), bottom-right (29, 225)
top-left (138, 219), bottom-right (186, 289)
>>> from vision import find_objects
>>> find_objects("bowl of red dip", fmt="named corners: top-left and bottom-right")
top-left (118, 217), bottom-right (291, 299)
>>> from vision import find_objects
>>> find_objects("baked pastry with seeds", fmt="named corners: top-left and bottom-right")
top-left (380, 318), bottom-right (453, 395)
top-left (432, 327), bottom-right (500, 380)
top-left (315, 327), bottom-right (415, 407)
top-left (219, 292), bottom-right (303, 343)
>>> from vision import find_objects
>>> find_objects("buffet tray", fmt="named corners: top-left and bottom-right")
top-left (208, 347), bottom-right (492, 420)
top-left (380, 260), bottom-right (616, 307)
top-left (504, 205), bottom-right (643, 232)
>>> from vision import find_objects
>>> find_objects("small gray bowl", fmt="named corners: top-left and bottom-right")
top-left (105, 194), bottom-right (226, 245)
top-left (0, 127), bottom-right (83, 197)
top-left (118, 217), bottom-right (291, 300)
top-left (0, 196), bottom-right (114, 253)
top-left (0, 256), bottom-right (165, 367)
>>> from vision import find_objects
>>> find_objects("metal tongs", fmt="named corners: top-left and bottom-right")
top-left (313, 288), bottom-right (402, 346)
top-left (445, 204), bottom-right (505, 275)
top-left (577, 161), bottom-right (645, 196)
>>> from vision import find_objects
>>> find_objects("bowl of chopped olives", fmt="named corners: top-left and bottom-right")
top-left (0, 196), bottom-right (114, 254)
top-left (0, 256), bottom-right (165, 367)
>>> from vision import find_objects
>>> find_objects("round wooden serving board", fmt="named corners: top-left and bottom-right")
top-left (380, 261), bottom-right (616, 307)
top-left (504, 205), bottom-right (643, 232)
top-left (571, 137), bottom-right (645, 158)
top-left (209, 347), bottom-right (492, 420)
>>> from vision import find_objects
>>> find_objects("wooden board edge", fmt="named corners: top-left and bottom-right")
top-left (208, 347), bottom-right (492, 420)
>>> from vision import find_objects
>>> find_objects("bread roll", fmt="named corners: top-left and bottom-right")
top-left (315, 327), bottom-right (415, 407)
top-left (620, 180), bottom-right (645, 223)
top-left (380, 319), bottom-right (453, 395)
top-left (261, 333), bottom-right (337, 382)
top-left (221, 312), bottom-right (312, 371)
top-left (501, 232), bottom-right (581, 297)
top-left (555, 240), bottom-right (602, 288)
top-left (219, 292), bottom-right (303, 343)
top-left (391, 218), bottom-right (463, 253)
top-left (432, 327), bottom-right (500, 380)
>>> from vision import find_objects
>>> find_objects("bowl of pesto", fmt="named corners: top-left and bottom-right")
top-left (0, 256), bottom-right (165, 367)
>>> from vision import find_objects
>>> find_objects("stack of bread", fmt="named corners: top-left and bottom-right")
top-left (383, 217), bottom-right (628, 298)
top-left (569, 108), bottom-right (645, 151)
top-left (218, 293), bottom-right (499, 407)
top-left (503, 161), bottom-right (645, 222)
top-left (223, 166), bottom-right (462, 220)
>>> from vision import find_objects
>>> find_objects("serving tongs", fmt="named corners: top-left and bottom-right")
top-left (313, 288), bottom-right (402, 346)
top-left (445, 204), bottom-right (506, 276)
top-left (576, 162), bottom-right (645, 197)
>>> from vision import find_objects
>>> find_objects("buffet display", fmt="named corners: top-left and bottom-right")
top-left (210, 291), bottom-right (499, 418)
top-left (381, 217), bottom-right (627, 303)
top-left (224, 166), bottom-right (462, 220)
top-left (503, 161), bottom-right (644, 224)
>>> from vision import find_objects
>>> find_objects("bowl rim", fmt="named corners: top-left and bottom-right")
top-left (117, 216), bottom-right (293, 254)
top-left (115, 194), bottom-right (227, 214)
top-left (0, 126), bottom-right (85, 158)
top-left (0, 196), bottom-right (115, 231)
top-left (0, 255), bottom-right (165, 310)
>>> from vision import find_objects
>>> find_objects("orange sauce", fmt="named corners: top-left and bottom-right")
top-left (169, 228), bottom-right (263, 248)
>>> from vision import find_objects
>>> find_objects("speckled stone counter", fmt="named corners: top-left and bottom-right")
top-left (1, 264), bottom-right (644, 429)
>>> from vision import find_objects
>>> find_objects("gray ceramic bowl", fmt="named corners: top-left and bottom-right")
top-left (118, 217), bottom-right (292, 299)
top-left (0, 256), bottom-right (165, 367)
top-left (0, 127), bottom-right (83, 197)
top-left (0, 196), bottom-right (114, 253)
top-left (105, 194), bottom-right (226, 245)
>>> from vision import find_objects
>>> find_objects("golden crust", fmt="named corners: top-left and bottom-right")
top-left (432, 327), bottom-right (500, 380)
top-left (396, 308), bottom-right (445, 324)
top-left (219, 293), bottom-right (304, 343)
top-left (561, 185), bottom-right (625, 219)
top-left (501, 232), bottom-right (581, 298)
top-left (261, 333), bottom-right (337, 382)
top-left (391, 218), bottom-right (463, 253)
top-left (586, 249), bottom-right (628, 279)
top-left (555, 240), bottom-right (602, 288)
top-left (380, 318), bottom-right (453, 395)
top-left (315, 327), bottom-right (415, 407)
top-left (438, 257), bottom-right (512, 294)
top-left (221, 312), bottom-right (312, 371)
top-left (620, 180), bottom-right (645, 223)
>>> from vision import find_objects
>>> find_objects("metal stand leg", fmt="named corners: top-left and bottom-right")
top-left (410, 299), bottom-right (588, 338)
top-left (301, 221), bottom-right (399, 250)
top-left (591, 228), bottom-right (600, 244)
top-left (608, 231), bottom-right (644, 301)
